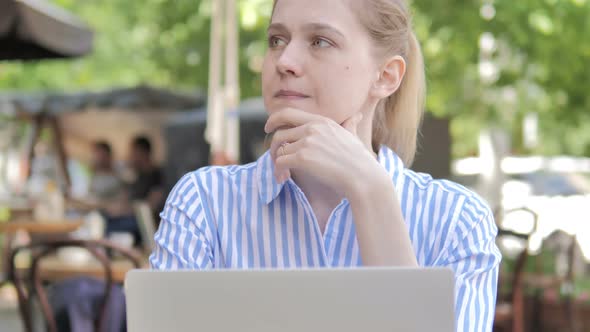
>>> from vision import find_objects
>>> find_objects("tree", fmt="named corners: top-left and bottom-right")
top-left (1, 0), bottom-right (589, 158)
top-left (412, 0), bottom-right (590, 156)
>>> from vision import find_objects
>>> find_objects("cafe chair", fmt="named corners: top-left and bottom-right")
top-left (132, 201), bottom-right (157, 255)
top-left (533, 232), bottom-right (581, 332)
top-left (493, 207), bottom-right (538, 332)
top-left (7, 238), bottom-right (141, 332)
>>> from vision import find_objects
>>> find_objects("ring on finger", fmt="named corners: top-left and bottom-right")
top-left (279, 142), bottom-right (288, 157)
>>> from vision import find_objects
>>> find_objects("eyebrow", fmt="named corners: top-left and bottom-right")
top-left (268, 22), bottom-right (346, 40)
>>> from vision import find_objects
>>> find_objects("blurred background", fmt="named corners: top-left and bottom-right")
top-left (0, 0), bottom-right (589, 331)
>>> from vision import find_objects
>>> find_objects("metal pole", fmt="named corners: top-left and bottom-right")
top-left (205, 0), bottom-right (226, 163)
top-left (224, 0), bottom-right (240, 163)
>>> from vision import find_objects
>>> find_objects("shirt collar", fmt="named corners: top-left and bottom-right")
top-left (256, 145), bottom-right (406, 205)
top-left (256, 151), bottom-right (286, 205)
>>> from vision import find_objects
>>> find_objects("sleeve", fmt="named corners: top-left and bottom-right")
top-left (437, 200), bottom-right (502, 332)
top-left (149, 172), bottom-right (215, 270)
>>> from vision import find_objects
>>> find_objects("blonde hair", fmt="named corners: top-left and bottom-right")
top-left (272, 0), bottom-right (426, 166)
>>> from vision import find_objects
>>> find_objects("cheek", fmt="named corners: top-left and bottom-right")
top-left (261, 55), bottom-right (275, 91)
top-left (345, 64), bottom-right (373, 95)
top-left (261, 57), bottom-right (275, 115)
top-left (320, 65), bottom-right (372, 119)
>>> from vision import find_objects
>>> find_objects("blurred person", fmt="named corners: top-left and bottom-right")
top-left (102, 136), bottom-right (164, 245)
top-left (150, 0), bottom-right (501, 331)
top-left (88, 141), bottom-right (124, 203)
top-left (127, 135), bottom-right (164, 215)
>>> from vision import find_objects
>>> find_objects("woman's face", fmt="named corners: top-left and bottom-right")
top-left (262, 0), bottom-right (380, 124)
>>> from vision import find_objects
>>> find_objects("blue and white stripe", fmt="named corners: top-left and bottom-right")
top-left (150, 146), bottom-right (501, 332)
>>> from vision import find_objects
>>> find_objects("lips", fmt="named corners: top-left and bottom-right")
top-left (274, 90), bottom-right (310, 98)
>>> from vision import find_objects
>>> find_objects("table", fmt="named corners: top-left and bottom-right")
top-left (34, 255), bottom-right (148, 283)
top-left (65, 197), bottom-right (103, 212)
top-left (7, 206), bottom-right (33, 220)
top-left (0, 220), bottom-right (83, 234)
top-left (0, 219), bottom-right (83, 285)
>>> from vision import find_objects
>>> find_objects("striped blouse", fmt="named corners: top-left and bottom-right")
top-left (150, 146), bottom-right (501, 332)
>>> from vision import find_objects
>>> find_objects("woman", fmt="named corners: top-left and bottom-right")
top-left (151, 0), bottom-right (501, 331)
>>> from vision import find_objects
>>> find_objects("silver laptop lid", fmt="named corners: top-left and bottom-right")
top-left (125, 268), bottom-right (455, 332)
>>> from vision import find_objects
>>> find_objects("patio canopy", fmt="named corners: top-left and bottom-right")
top-left (0, 0), bottom-right (93, 60)
top-left (0, 86), bottom-right (205, 191)
top-left (1, 85), bottom-right (204, 118)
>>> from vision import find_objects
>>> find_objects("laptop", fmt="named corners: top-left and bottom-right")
top-left (125, 268), bottom-right (455, 332)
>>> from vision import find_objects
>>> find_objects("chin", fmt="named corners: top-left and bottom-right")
top-left (265, 99), bottom-right (312, 114)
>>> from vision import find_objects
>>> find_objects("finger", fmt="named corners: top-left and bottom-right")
top-left (265, 108), bottom-right (325, 134)
top-left (274, 162), bottom-right (292, 183)
top-left (274, 139), bottom-right (308, 171)
top-left (341, 112), bottom-right (363, 136)
top-left (278, 169), bottom-right (291, 183)
top-left (273, 142), bottom-right (292, 183)
top-left (280, 138), bottom-right (306, 156)
top-left (275, 152), bottom-right (305, 172)
top-left (274, 138), bottom-right (308, 183)
top-left (269, 126), bottom-right (307, 160)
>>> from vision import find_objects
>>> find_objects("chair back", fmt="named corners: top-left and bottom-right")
top-left (7, 238), bottom-right (141, 332)
top-left (133, 201), bottom-right (157, 254)
top-left (495, 207), bottom-right (538, 332)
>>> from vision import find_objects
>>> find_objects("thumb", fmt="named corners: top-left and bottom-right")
top-left (342, 112), bottom-right (363, 136)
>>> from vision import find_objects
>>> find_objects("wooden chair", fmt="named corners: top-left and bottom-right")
top-left (533, 232), bottom-right (581, 332)
top-left (132, 201), bottom-right (157, 255)
top-left (494, 207), bottom-right (538, 332)
top-left (563, 234), bottom-right (581, 332)
top-left (6, 238), bottom-right (141, 332)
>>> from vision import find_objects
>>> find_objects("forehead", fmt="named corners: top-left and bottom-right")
top-left (272, 0), bottom-right (360, 31)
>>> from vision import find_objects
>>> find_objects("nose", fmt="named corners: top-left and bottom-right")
top-left (276, 44), bottom-right (303, 77)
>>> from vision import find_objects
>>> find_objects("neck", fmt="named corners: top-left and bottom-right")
top-left (291, 170), bottom-right (342, 233)
top-left (292, 171), bottom-right (343, 208)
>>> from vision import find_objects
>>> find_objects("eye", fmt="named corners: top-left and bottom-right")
top-left (311, 38), bottom-right (332, 48)
top-left (268, 36), bottom-right (287, 48)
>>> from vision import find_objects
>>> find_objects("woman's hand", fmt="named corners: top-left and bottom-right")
top-left (265, 108), bottom-right (386, 199)
top-left (266, 108), bottom-right (417, 266)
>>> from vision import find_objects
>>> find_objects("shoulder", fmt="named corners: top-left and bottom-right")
top-left (399, 169), bottom-right (497, 259)
top-left (401, 168), bottom-right (492, 221)
top-left (181, 161), bottom-right (258, 190)
top-left (166, 162), bottom-right (258, 208)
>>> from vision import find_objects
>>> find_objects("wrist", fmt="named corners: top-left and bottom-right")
top-left (347, 165), bottom-right (394, 204)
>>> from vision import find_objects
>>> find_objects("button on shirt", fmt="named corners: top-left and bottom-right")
top-left (150, 146), bottom-right (501, 332)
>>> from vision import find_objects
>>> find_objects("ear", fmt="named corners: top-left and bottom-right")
top-left (370, 55), bottom-right (406, 99)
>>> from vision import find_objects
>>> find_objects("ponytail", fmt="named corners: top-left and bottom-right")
top-left (373, 31), bottom-right (425, 166)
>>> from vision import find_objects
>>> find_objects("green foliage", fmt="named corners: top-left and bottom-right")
top-left (412, 0), bottom-right (590, 156)
top-left (0, 0), bottom-right (271, 97)
top-left (1, 0), bottom-right (589, 157)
